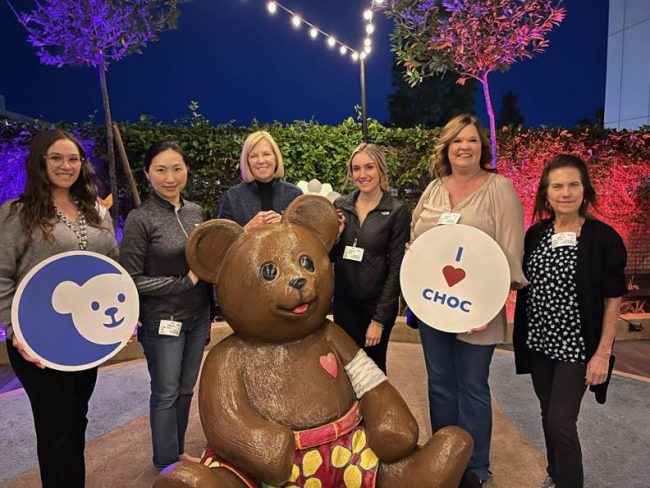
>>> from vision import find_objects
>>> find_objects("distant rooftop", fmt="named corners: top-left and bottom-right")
top-left (0, 95), bottom-right (38, 123)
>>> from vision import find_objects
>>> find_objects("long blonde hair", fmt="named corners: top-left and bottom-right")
top-left (345, 143), bottom-right (390, 191)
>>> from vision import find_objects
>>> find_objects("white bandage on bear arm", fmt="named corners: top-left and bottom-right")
top-left (344, 349), bottom-right (388, 399)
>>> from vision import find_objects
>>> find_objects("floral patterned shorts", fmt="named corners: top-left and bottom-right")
top-left (200, 402), bottom-right (379, 488)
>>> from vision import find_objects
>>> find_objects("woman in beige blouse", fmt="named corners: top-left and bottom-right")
top-left (410, 114), bottom-right (526, 487)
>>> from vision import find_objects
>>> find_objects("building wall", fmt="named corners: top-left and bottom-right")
top-left (604, 0), bottom-right (650, 129)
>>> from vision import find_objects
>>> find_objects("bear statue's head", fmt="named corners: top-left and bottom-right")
top-left (186, 195), bottom-right (339, 343)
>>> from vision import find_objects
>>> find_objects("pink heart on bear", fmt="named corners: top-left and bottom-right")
top-left (319, 352), bottom-right (338, 379)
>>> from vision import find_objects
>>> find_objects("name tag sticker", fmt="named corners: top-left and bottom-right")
top-left (159, 319), bottom-right (182, 337)
top-left (343, 246), bottom-right (365, 262)
top-left (551, 232), bottom-right (577, 248)
top-left (438, 212), bottom-right (461, 225)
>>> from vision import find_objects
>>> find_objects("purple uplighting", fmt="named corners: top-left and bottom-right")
top-left (0, 137), bottom-right (28, 204)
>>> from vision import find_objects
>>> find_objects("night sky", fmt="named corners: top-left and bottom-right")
top-left (0, 0), bottom-right (609, 128)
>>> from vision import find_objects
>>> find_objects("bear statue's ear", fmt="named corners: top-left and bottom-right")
top-left (186, 219), bottom-right (244, 284)
top-left (283, 194), bottom-right (339, 251)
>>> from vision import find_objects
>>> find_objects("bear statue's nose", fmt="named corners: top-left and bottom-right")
top-left (289, 277), bottom-right (306, 290)
top-left (105, 306), bottom-right (118, 317)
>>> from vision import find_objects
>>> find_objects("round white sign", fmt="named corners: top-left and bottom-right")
top-left (11, 251), bottom-right (140, 371)
top-left (400, 224), bottom-right (510, 333)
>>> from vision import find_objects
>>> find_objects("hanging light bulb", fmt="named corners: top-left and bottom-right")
top-left (258, 1), bottom-right (379, 63)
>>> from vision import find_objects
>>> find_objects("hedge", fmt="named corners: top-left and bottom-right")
top-left (1, 118), bottom-right (649, 243)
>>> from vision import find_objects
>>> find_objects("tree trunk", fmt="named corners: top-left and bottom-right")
top-left (480, 76), bottom-right (498, 168)
top-left (98, 53), bottom-right (119, 228)
top-left (112, 122), bottom-right (141, 207)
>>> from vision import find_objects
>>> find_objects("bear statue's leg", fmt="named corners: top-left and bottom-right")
top-left (377, 426), bottom-right (473, 488)
top-left (153, 460), bottom-right (249, 488)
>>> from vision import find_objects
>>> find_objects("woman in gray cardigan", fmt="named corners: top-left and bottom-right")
top-left (0, 129), bottom-right (117, 487)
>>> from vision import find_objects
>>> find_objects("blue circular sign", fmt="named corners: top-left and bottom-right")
top-left (11, 251), bottom-right (139, 371)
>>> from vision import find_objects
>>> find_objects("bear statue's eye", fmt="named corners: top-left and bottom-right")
top-left (260, 262), bottom-right (278, 281)
top-left (91, 301), bottom-right (100, 311)
top-left (299, 255), bottom-right (315, 273)
top-left (117, 293), bottom-right (126, 303)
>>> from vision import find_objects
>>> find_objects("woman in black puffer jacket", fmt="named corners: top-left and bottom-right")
top-left (331, 143), bottom-right (411, 372)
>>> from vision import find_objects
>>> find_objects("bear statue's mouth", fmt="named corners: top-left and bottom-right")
top-left (293, 303), bottom-right (310, 314)
top-left (278, 297), bottom-right (317, 316)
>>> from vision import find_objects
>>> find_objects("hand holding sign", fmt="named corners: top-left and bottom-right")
top-left (400, 225), bottom-right (510, 333)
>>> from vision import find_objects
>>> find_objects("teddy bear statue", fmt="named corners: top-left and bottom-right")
top-left (154, 195), bottom-right (472, 488)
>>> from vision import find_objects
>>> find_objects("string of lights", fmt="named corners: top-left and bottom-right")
top-left (264, 0), bottom-right (383, 62)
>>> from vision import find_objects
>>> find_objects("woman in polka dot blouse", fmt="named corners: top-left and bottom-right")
top-left (513, 154), bottom-right (627, 488)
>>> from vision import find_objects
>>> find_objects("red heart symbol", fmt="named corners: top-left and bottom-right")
top-left (319, 352), bottom-right (338, 379)
top-left (442, 265), bottom-right (466, 287)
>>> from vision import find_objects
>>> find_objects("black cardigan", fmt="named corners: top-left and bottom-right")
top-left (513, 218), bottom-right (627, 403)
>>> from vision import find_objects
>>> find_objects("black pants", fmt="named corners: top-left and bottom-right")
top-left (7, 340), bottom-right (98, 488)
top-left (530, 351), bottom-right (587, 488)
top-left (332, 296), bottom-right (396, 373)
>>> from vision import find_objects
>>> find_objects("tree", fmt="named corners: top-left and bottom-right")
top-left (8, 0), bottom-right (186, 221)
top-left (385, 0), bottom-right (565, 166)
top-left (497, 90), bottom-right (525, 128)
top-left (576, 107), bottom-right (604, 128)
top-left (388, 57), bottom-right (476, 128)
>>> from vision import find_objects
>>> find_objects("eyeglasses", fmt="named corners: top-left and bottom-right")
top-left (45, 153), bottom-right (84, 166)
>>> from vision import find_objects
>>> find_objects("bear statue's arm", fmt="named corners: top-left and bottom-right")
top-left (323, 321), bottom-right (419, 462)
top-left (199, 340), bottom-right (295, 485)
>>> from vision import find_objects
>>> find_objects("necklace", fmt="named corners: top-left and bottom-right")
top-left (54, 202), bottom-right (88, 250)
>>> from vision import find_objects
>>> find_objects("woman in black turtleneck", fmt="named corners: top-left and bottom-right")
top-left (218, 130), bottom-right (302, 229)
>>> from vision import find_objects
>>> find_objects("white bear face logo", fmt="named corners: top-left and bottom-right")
top-left (52, 273), bottom-right (139, 345)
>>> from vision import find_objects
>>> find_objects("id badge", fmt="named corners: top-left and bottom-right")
top-left (438, 212), bottom-right (461, 225)
top-left (343, 245), bottom-right (365, 262)
top-left (159, 319), bottom-right (182, 337)
top-left (551, 232), bottom-right (577, 248)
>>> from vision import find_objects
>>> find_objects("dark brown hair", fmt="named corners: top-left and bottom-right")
top-left (143, 141), bottom-right (188, 172)
top-left (532, 154), bottom-right (597, 222)
top-left (9, 129), bottom-right (102, 241)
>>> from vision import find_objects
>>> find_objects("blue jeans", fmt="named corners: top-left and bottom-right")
top-left (138, 310), bottom-right (210, 467)
top-left (417, 318), bottom-right (496, 481)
